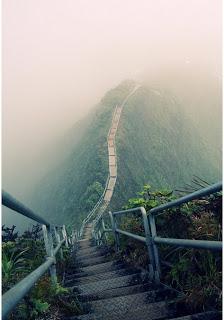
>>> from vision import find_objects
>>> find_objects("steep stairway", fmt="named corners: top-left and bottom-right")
top-left (63, 224), bottom-right (221, 320)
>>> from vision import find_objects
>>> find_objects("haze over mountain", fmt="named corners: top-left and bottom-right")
top-left (2, 0), bottom-right (221, 230)
top-left (28, 80), bottom-right (221, 227)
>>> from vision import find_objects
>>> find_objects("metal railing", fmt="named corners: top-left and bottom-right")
top-left (79, 175), bottom-right (110, 238)
top-left (92, 182), bottom-right (222, 282)
top-left (2, 190), bottom-right (71, 319)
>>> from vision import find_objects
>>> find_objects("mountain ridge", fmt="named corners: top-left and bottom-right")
top-left (31, 80), bottom-right (221, 227)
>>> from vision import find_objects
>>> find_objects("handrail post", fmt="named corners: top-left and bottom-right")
top-left (98, 229), bottom-right (102, 246)
top-left (42, 225), bottom-right (57, 285)
top-left (93, 230), bottom-right (97, 245)
top-left (62, 225), bottom-right (69, 248)
top-left (148, 213), bottom-right (160, 282)
top-left (141, 207), bottom-right (156, 281)
top-left (95, 230), bottom-right (99, 245)
top-left (93, 230), bottom-right (96, 244)
top-left (54, 227), bottom-right (64, 260)
top-left (109, 211), bottom-right (120, 252)
top-left (101, 218), bottom-right (107, 244)
top-left (71, 230), bottom-right (74, 245)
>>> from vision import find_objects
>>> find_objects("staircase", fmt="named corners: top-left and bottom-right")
top-left (63, 224), bottom-right (221, 320)
top-left (2, 83), bottom-right (222, 319)
top-left (79, 84), bottom-right (141, 239)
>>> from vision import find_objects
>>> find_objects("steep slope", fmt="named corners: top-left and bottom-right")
top-left (32, 81), bottom-right (136, 226)
top-left (110, 86), bottom-right (220, 210)
top-left (32, 80), bottom-right (221, 227)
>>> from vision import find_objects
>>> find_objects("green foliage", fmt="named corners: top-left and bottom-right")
top-left (115, 184), bottom-right (222, 313)
top-left (31, 81), bottom-right (137, 227)
top-left (2, 242), bottom-right (29, 291)
top-left (3, 226), bottom-right (83, 319)
top-left (30, 299), bottom-right (50, 317)
top-left (50, 282), bottom-right (69, 296)
top-left (31, 80), bottom-right (220, 231)
top-left (81, 181), bottom-right (104, 212)
top-left (111, 85), bottom-right (220, 212)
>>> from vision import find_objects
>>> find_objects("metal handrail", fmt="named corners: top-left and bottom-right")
top-left (150, 182), bottom-right (222, 216)
top-left (79, 174), bottom-right (110, 238)
top-left (116, 228), bottom-right (146, 243)
top-left (53, 239), bottom-right (66, 255)
top-left (2, 257), bottom-right (56, 319)
top-left (2, 190), bottom-right (51, 226)
top-left (99, 182), bottom-right (222, 282)
top-left (2, 191), bottom-right (69, 319)
top-left (154, 237), bottom-right (222, 251)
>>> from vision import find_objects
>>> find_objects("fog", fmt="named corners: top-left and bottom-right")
top-left (2, 0), bottom-right (222, 229)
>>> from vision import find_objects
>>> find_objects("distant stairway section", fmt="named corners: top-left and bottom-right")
top-left (104, 84), bottom-right (141, 204)
top-left (79, 85), bottom-right (140, 236)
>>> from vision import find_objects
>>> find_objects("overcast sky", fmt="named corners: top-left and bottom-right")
top-left (3, 0), bottom-right (222, 200)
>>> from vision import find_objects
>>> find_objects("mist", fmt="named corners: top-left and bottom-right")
top-left (2, 0), bottom-right (222, 230)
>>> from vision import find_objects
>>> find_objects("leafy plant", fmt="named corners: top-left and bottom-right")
top-left (113, 183), bottom-right (222, 313)
top-left (2, 246), bottom-right (28, 291)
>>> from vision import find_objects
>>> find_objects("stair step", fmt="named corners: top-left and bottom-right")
top-left (65, 267), bottom-right (140, 285)
top-left (76, 247), bottom-right (99, 256)
top-left (169, 311), bottom-right (221, 320)
top-left (78, 245), bottom-right (94, 250)
top-left (78, 244), bottom-right (94, 250)
top-left (76, 250), bottom-right (108, 261)
top-left (83, 291), bottom-right (172, 317)
top-left (69, 272), bottom-right (149, 295)
top-left (82, 234), bottom-right (92, 238)
top-left (67, 261), bottom-right (125, 278)
top-left (75, 255), bottom-right (111, 267)
top-left (65, 225), bottom-right (221, 320)
top-left (82, 232), bottom-right (92, 237)
top-left (78, 285), bottom-right (171, 302)
top-left (78, 240), bottom-right (94, 247)
top-left (66, 300), bottom-right (170, 320)
top-left (78, 239), bottom-right (92, 244)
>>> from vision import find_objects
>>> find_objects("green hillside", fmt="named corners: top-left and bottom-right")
top-left (32, 80), bottom-right (136, 226)
top-left (110, 85), bottom-right (220, 210)
top-left (32, 80), bottom-right (221, 227)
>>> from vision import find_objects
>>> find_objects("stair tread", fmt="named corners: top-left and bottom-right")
top-left (78, 244), bottom-right (94, 249)
top-left (68, 225), bottom-right (221, 320)
top-left (67, 261), bottom-right (125, 277)
top-left (76, 250), bottom-right (107, 260)
top-left (69, 272), bottom-right (149, 295)
top-left (76, 247), bottom-right (100, 255)
top-left (83, 290), bottom-right (169, 313)
top-left (66, 300), bottom-right (169, 320)
top-left (65, 267), bottom-right (140, 285)
top-left (78, 285), bottom-right (171, 302)
top-left (75, 255), bottom-right (111, 267)
top-left (169, 311), bottom-right (221, 320)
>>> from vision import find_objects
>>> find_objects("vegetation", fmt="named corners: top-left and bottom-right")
top-left (31, 80), bottom-right (220, 229)
top-left (112, 85), bottom-right (220, 211)
top-left (2, 225), bottom-right (82, 319)
top-left (32, 80), bottom-right (136, 228)
top-left (111, 181), bottom-right (222, 314)
top-left (25, 79), bottom-right (221, 315)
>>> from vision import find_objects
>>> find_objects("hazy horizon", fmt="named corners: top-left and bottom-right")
top-left (2, 0), bottom-right (222, 230)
